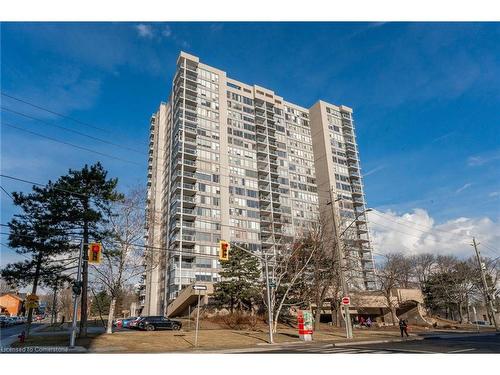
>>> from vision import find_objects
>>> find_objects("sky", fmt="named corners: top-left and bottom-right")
top-left (1, 22), bottom-right (499, 266)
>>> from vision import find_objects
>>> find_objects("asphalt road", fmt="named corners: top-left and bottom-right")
top-left (238, 334), bottom-right (500, 354)
top-left (0, 322), bottom-right (45, 347)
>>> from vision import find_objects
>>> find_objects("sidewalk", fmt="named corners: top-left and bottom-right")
top-left (6, 325), bottom-right (498, 353)
top-left (0, 323), bottom-right (47, 348)
top-left (214, 330), bottom-right (500, 353)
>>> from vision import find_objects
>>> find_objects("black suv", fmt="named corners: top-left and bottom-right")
top-left (137, 316), bottom-right (182, 331)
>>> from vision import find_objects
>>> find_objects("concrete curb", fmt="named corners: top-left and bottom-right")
top-left (334, 336), bottom-right (423, 347)
top-left (421, 332), bottom-right (500, 340)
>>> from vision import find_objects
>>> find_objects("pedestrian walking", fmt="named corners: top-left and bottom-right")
top-left (366, 317), bottom-right (372, 328)
top-left (399, 319), bottom-right (409, 338)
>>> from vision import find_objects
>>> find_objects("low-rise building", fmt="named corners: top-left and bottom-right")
top-left (0, 293), bottom-right (24, 316)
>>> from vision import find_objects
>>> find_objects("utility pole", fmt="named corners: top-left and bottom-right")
top-left (264, 252), bottom-right (274, 344)
top-left (69, 240), bottom-right (84, 348)
top-left (51, 277), bottom-right (59, 325)
top-left (472, 237), bottom-right (498, 331)
top-left (328, 187), bottom-right (353, 339)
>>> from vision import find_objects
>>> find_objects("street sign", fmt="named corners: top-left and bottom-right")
top-left (269, 282), bottom-right (276, 288)
top-left (26, 294), bottom-right (39, 302)
top-left (341, 296), bottom-right (350, 305)
top-left (26, 294), bottom-right (39, 309)
top-left (26, 301), bottom-right (39, 309)
top-left (193, 285), bottom-right (207, 291)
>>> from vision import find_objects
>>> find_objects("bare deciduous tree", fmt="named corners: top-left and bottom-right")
top-left (89, 188), bottom-right (151, 334)
top-left (410, 253), bottom-right (436, 289)
top-left (375, 253), bottom-right (409, 325)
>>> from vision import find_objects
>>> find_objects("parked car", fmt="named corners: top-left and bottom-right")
top-left (113, 318), bottom-right (123, 328)
top-left (6, 317), bottom-right (17, 326)
top-left (0, 316), bottom-right (9, 327)
top-left (122, 317), bottom-right (138, 328)
top-left (137, 316), bottom-right (182, 331)
top-left (128, 317), bottom-right (143, 329)
top-left (471, 320), bottom-right (490, 326)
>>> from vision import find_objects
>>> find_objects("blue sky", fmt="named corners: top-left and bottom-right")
top-left (1, 22), bottom-right (499, 263)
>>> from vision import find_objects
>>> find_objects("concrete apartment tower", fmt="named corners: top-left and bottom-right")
top-left (142, 52), bottom-right (375, 316)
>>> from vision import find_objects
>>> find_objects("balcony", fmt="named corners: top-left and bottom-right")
top-left (182, 195), bottom-right (196, 208)
top-left (260, 205), bottom-right (272, 214)
top-left (355, 215), bottom-right (367, 224)
top-left (184, 125), bottom-right (197, 137)
top-left (172, 206), bottom-right (197, 220)
top-left (183, 146), bottom-right (197, 160)
top-left (172, 182), bottom-right (197, 195)
top-left (172, 234), bottom-right (196, 246)
top-left (170, 220), bottom-right (196, 232)
top-left (173, 170), bottom-right (197, 183)
top-left (353, 196), bottom-right (364, 206)
top-left (260, 216), bottom-right (272, 224)
top-left (259, 194), bottom-right (271, 202)
top-left (175, 157), bottom-right (197, 171)
top-left (351, 186), bottom-right (363, 196)
top-left (356, 224), bottom-right (368, 234)
top-left (259, 183), bottom-right (270, 191)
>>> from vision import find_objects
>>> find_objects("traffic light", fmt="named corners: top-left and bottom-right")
top-left (72, 281), bottom-right (83, 296)
top-left (219, 240), bottom-right (230, 261)
top-left (88, 242), bottom-right (102, 264)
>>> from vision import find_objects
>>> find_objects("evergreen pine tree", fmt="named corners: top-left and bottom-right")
top-left (1, 183), bottom-right (73, 335)
top-left (51, 162), bottom-right (123, 337)
top-left (213, 246), bottom-right (261, 313)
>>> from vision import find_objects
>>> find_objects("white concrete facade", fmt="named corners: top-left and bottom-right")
top-left (144, 52), bottom-right (375, 315)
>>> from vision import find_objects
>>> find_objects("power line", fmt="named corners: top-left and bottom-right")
top-left (2, 121), bottom-right (143, 166)
top-left (368, 216), bottom-right (469, 243)
top-left (1, 106), bottom-right (144, 155)
top-left (479, 243), bottom-right (500, 257)
top-left (368, 209), bottom-right (499, 251)
top-left (4, 172), bottom-right (497, 260)
top-left (1, 91), bottom-right (110, 134)
top-left (0, 185), bottom-right (14, 200)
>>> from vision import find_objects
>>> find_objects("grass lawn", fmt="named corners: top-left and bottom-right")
top-left (10, 321), bottom-right (492, 353)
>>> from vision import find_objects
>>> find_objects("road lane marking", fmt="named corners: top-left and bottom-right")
top-left (448, 348), bottom-right (476, 353)
top-left (353, 346), bottom-right (437, 354)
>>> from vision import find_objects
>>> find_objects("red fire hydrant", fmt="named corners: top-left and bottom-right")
top-left (18, 331), bottom-right (26, 343)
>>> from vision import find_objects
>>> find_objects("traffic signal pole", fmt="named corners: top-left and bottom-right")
top-left (229, 242), bottom-right (274, 344)
top-left (69, 240), bottom-right (84, 348)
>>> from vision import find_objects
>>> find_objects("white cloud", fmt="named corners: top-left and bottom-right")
top-left (134, 24), bottom-right (154, 38)
top-left (455, 182), bottom-right (472, 194)
top-left (364, 165), bottom-right (386, 177)
top-left (162, 25), bottom-right (172, 38)
top-left (467, 150), bottom-right (500, 167)
top-left (367, 208), bottom-right (500, 258)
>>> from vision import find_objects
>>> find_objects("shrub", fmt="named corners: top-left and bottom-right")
top-left (221, 312), bottom-right (260, 330)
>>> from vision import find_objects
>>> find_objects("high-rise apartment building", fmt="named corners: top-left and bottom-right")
top-left (143, 52), bottom-right (375, 316)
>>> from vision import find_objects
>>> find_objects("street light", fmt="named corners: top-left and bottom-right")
top-left (327, 190), bottom-right (373, 339)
